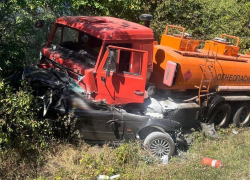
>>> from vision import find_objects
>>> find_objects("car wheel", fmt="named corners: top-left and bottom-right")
top-left (209, 103), bottom-right (231, 128)
top-left (233, 102), bottom-right (250, 127)
top-left (143, 132), bottom-right (175, 158)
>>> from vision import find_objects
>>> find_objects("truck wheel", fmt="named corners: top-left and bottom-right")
top-left (209, 103), bottom-right (231, 128)
top-left (143, 132), bottom-right (175, 158)
top-left (233, 102), bottom-right (250, 127)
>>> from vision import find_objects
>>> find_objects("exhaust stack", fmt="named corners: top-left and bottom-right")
top-left (140, 14), bottom-right (153, 27)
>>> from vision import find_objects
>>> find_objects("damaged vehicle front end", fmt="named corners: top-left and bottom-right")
top-left (16, 66), bottom-right (182, 158)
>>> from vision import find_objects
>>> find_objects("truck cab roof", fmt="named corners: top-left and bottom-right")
top-left (55, 16), bottom-right (153, 40)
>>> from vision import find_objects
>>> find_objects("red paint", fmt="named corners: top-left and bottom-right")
top-left (37, 63), bottom-right (49, 69)
top-left (53, 16), bottom-right (153, 41)
top-left (41, 47), bottom-right (92, 93)
top-left (84, 69), bottom-right (97, 93)
top-left (41, 16), bottom-right (154, 105)
top-left (41, 44), bottom-right (148, 105)
top-left (95, 46), bottom-right (148, 105)
top-left (183, 69), bottom-right (192, 81)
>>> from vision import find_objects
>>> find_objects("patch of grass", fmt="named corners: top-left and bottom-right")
top-left (2, 127), bottom-right (250, 179)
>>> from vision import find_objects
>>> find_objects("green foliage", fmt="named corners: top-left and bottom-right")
top-left (2, 0), bottom-right (250, 77)
top-left (0, 80), bottom-right (53, 152)
top-left (2, 1), bottom-right (250, 179)
top-left (0, 0), bottom-right (69, 77)
top-left (1, 127), bottom-right (249, 179)
top-left (2, 126), bottom-right (250, 179)
top-left (43, 142), bottom-right (155, 179)
top-left (77, 143), bottom-right (144, 177)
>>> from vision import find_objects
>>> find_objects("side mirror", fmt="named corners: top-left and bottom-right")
top-left (35, 20), bottom-right (44, 28)
top-left (105, 48), bottom-right (118, 78)
top-left (106, 50), bottom-right (113, 78)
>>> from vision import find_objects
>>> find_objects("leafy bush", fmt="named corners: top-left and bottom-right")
top-left (0, 80), bottom-right (53, 153)
top-left (0, 78), bottom-right (81, 178)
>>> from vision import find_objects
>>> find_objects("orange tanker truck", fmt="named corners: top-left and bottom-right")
top-left (149, 24), bottom-right (250, 128)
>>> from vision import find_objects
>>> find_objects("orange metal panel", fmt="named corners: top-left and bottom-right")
top-left (150, 45), bottom-right (250, 90)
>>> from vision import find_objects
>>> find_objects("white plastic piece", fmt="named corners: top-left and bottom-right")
top-left (110, 174), bottom-right (120, 179)
top-left (232, 129), bottom-right (238, 135)
top-left (161, 155), bottom-right (169, 165)
top-left (97, 175), bottom-right (110, 180)
top-left (97, 174), bottom-right (120, 180)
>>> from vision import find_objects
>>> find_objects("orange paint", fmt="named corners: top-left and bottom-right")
top-left (149, 25), bottom-right (250, 91)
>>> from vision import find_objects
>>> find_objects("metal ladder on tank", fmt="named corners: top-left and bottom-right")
top-left (198, 43), bottom-right (218, 107)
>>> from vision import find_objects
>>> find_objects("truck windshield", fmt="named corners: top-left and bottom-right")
top-left (50, 25), bottom-right (102, 68)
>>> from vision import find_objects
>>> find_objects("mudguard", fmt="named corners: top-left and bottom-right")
top-left (205, 95), bottom-right (225, 121)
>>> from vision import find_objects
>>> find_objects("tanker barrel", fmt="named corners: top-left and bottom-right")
top-left (140, 14), bottom-right (153, 27)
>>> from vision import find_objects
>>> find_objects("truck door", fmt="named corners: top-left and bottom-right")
top-left (96, 45), bottom-right (148, 105)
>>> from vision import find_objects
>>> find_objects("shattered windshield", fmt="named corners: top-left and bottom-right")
top-left (50, 25), bottom-right (102, 68)
top-left (69, 79), bottom-right (85, 94)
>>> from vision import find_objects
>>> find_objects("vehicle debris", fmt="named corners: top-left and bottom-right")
top-left (232, 128), bottom-right (239, 135)
top-left (200, 123), bottom-right (220, 139)
top-left (161, 155), bottom-right (169, 165)
top-left (97, 174), bottom-right (120, 180)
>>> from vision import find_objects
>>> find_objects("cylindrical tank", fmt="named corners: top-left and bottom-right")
top-left (149, 26), bottom-right (250, 91)
top-left (150, 45), bottom-right (250, 90)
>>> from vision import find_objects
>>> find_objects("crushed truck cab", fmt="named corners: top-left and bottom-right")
top-left (40, 16), bottom-right (154, 105)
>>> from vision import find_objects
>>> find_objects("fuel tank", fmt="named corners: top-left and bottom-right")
top-left (149, 25), bottom-right (250, 90)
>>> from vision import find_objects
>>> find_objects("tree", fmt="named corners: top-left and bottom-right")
top-left (1, 0), bottom-right (250, 77)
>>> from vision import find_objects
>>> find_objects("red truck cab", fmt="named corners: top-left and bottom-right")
top-left (40, 16), bottom-right (154, 105)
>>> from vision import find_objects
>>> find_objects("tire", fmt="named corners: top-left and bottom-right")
top-left (146, 82), bottom-right (156, 97)
top-left (209, 103), bottom-right (231, 128)
top-left (143, 132), bottom-right (175, 158)
top-left (233, 102), bottom-right (250, 127)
